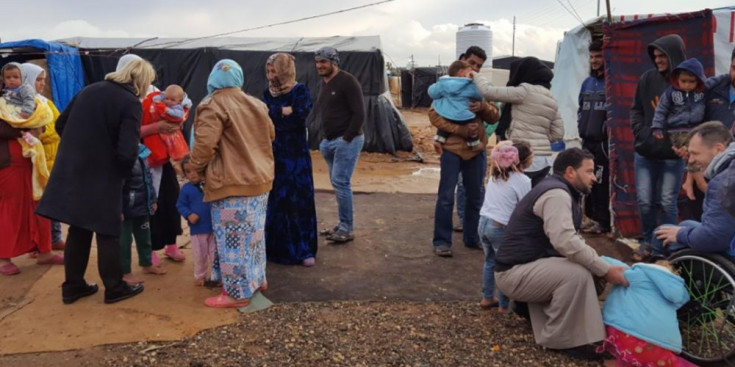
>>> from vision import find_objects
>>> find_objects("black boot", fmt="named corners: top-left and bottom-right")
top-left (104, 283), bottom-right (144, 304)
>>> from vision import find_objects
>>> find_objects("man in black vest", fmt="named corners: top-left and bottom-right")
top-left (494, 148), bottom-right (628, 360)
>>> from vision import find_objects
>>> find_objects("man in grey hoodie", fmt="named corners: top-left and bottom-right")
top-left (630, 34), bottom-right (687, 244)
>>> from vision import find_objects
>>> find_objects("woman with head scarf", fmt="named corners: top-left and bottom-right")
top-left (36, 58), bottom-right (156, 304)
top-left (21, 63), bottom-right (66, 250)
top-left (120, 54), bottom-right (185, 266)
top-left (262, 53), bottom-right (317, 267)
top-left (474, 57), bottom-right (564, 186)
top-left (189, 59), bottom-right (275, 308)
top-left (0, 64), bottom-right (63, 276)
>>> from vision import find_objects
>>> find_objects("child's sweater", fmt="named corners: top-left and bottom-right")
top-left (176, 182), bottom-right (213, 235)
top-left (2, 84), bottom-right (36, 116)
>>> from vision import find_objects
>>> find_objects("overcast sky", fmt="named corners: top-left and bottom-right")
top-left (3, 1), bottom-right (733, 66)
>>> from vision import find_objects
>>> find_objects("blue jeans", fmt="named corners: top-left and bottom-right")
top-left (650, 220), bottom-right (700, 257)
top-left (51, 221), bottom-right (63, 244)
top-left (478, 216), bottom-right (509, 307)
top-left (319, 135), bottom-right (364, 234)
top-left (456, 175), bottom-right (465, 223)
top-left (433, 150), bottom-right (486, 247)
top-left (634, 153), bottom-right (685, 243)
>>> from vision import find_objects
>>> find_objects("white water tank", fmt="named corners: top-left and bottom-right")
top-left (455, 23), bottom-right (493, 65)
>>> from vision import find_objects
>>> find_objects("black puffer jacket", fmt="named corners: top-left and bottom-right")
top-left (122, 156), bottom-right (157, 218)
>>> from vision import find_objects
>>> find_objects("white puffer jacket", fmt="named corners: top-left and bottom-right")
top-left (475, 74), bottom-right (564, 156)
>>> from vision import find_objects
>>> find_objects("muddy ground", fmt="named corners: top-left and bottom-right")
top-left (0, 108), bottom-right (631, 366)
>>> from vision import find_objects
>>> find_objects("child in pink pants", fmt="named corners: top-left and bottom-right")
top-left (176, 157), bottom-right (216, 286)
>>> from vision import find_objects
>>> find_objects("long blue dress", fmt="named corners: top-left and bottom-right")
top-left (263, 83), bottom-right (317, 264)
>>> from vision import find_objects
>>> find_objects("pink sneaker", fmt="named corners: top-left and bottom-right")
top-left (302, 257), bottom-right (316, 267)
top-left (164, 244), bottom-right (185, 262)
top-left (0, 262), bottom-right (20, 276)
top-left (151, 252), bottom-right (161, 267)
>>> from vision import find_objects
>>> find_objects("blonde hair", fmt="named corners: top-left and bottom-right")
top-left (105, 59), bottom-right (156, 98)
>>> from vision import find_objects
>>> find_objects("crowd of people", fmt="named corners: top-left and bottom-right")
top-left (1, 33), bottom-right (735, 365)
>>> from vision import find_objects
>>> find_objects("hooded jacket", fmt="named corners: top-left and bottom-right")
top-left (601, 256), bottom-right (689, 353)
top-left (122, 146), bottom-right (157, 219)
top-left (630, 34), bottom-right (686, 159)
top-left (704, 73), bottom-right (735, 129)
top-left (676, 142), bottom-right (735, 251)
top-left (651, 58), bottom-right (707, 132)
top-left (428, 76), bottom-right (483, 121)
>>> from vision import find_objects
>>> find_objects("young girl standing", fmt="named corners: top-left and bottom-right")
top-left (478, 140), bottom-right (533, 312)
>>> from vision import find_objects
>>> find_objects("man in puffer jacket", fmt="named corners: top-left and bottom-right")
top-left (651, 121), bottom-right (735, 256)
top-left (630, 34), bottom-right (687, 244)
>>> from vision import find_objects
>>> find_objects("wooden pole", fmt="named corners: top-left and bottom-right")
top-left (606, 0), bottom-right (612, 22)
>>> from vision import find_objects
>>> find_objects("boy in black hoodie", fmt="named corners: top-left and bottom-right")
top-left (630, 34), bottom-right (687, 244)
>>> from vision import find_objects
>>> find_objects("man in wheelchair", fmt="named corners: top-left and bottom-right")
top-left (652, 121), bottom-right (735, 256)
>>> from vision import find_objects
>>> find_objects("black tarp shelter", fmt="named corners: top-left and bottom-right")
top-left (400, 66), bottom-right (448, 108)
top-left (59, 36), bottom-right (413, 154)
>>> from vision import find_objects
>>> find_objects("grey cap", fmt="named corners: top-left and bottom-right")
top-left (314, 47), bottom-right (340, 65)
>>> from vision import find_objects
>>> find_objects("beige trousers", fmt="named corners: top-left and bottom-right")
top-left (495, 257), bottom-right (605, 349)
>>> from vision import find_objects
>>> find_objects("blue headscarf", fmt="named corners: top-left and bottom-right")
top-left (206, 59), bottom-right (243, 96)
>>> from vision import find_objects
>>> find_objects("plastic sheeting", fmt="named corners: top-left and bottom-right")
top-left (68, 36), bottom-right (412, 154)
top-left (0, 39), bottom-right (84, 111)
top-left (400, 67), bottom-right (448, 108)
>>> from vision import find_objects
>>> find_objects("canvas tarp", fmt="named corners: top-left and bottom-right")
top-left (59, 36), bottom-right (413, 154)
top-left (0, 39), bottom-right (84, 111)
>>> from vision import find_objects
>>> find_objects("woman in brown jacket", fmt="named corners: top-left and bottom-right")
top-left (189, 59), bottom-right (275, 308)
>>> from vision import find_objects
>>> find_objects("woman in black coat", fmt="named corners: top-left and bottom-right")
top-left (36, 59), bottom-right (156, 305)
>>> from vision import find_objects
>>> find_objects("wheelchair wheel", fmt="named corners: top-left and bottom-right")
top-left (669, 250), bottom-right (735, 363)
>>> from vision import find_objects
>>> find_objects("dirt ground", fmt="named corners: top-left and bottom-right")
top-left (0, 108), bottom-right (631, 366)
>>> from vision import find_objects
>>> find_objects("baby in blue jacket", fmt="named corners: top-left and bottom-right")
top-left (599, 256), bottom-right (695, 366)
top-left (429, 60), bottom-right (483, 149)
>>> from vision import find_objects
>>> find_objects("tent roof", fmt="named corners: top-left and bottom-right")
top-left (56, 36), bottom-right (381, 52)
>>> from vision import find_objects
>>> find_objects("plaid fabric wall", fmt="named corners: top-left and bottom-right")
top-left (603, 10), bottom-right (714, 237)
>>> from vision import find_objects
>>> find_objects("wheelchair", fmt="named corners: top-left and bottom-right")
top-left (669, 238), bottom-right (735, 364)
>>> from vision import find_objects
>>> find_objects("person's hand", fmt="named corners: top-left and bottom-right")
top-left (672, 145), bottom-right (688, 159)
top-left (653, 130), bottom-right (664, 140)
top-left (468, 71), bottom-right (478, 79)
top-left (433, 141), bottom-right (443, 155)
top-left (655, 226), bottom-right (681, 246)
top-left (604, 266), bottom-right (629, 287)
top-left (468, 101), bottom-right (484, 113)
top-left (467, 121), bottom-right (480, 136)
top-left (188, 213), bottom-right (200, 224)
top-left (157, 121), bottom-right (179, 134)
top-left (282, 106), bottom-right (293, 116)
top-left (683, 175), bottom-right (695, 200)
top-left (29, 128), bottom-right (42, 138)
top-left (121, 214), bottom-right (124, 222)
top-left (152, 203), bottom-right (158, 213)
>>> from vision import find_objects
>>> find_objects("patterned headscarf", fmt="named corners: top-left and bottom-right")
top-left (266, 53), bottom-right (296, 97)
top-left (207, 59), bottom-right (243, 96)
top-left (20, 63), bottom-right (45, 95)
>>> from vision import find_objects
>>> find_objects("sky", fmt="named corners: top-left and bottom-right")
top-left (2, 1), bottom-right (733, 67)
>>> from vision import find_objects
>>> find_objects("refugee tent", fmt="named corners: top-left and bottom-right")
top-left (399, 66), bottom-right (448, 108)
top-left (0, 39), bottom-right (85, 111)
top-left (58, 36), bottom-right (413, 154)
top-left (551, 9), bottom-right (718, 237)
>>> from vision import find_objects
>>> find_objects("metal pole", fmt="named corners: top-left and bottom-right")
top-left (597, 0), bottom-right (600, 17)
top-left (606, 0), bottom-right (612, 22)
top-left (512, 16), bottom-right (516, 57)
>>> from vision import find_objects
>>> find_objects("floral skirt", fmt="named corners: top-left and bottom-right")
top-left (598, 326), bottom-right (698, 367)
top-left (211, 193), bottom-right (268, 299)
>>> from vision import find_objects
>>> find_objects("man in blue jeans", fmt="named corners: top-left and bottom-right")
top-left (651, 121), bottom-right (735, 256)
top-left (313, 47), bottom-right (365, 244)
top-left (630, 35), bottom-right (687, 244)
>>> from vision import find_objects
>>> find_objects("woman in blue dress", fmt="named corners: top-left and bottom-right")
top-left (263, 53), bottom-right (317, 266)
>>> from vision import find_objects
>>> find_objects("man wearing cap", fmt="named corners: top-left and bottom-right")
top-left (313, 46), bottom-right (365, 244)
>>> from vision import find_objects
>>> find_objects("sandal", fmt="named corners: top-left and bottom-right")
top-left (204, 291), bottom-right (250, 308)
top-left (327, 232), bottom-right (354, 244)
top-left (0, 262), bottom-right (20, 276)
top-left (37, 254), bottom-right (64, 265)
top-left (319, 226), bottom-right (339, 236)
top-left (480, 298), bottom-right (499, 309)
top-left (434, 245), bottom-right (453, 257)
